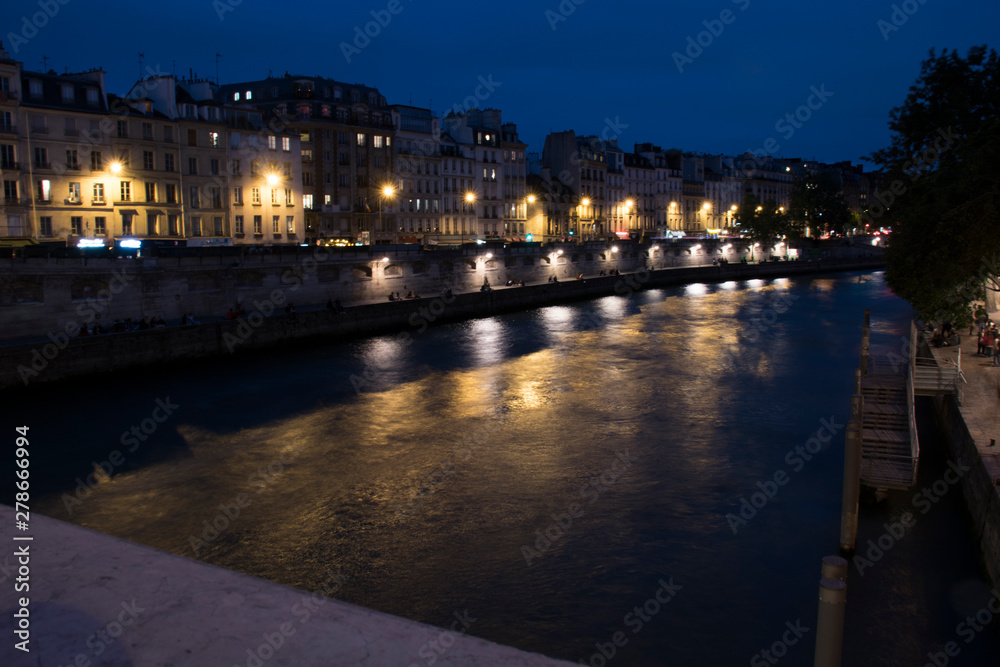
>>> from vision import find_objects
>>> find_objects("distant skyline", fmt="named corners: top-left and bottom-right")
top-left (2, 0), bottom-right (996, 167)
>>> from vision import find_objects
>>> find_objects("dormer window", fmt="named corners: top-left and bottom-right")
top-left (234, 92), bottom-right (240, 101)
top-left (246, 90), bottom-right (252, 100)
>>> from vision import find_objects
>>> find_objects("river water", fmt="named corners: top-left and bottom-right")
top-left (15, 269), bottom-right (1000, 666)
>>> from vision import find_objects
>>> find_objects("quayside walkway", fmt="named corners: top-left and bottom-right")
top-left (0, 506), bottom-right (574, 666)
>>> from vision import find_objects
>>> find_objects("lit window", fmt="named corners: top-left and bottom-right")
top-left (234, 92), bottom-right (240, 101)
top-left (282, 137), bottom-right (290, 151)
top-left (246, 90), bottom-right (252, 100)
top-left (373, 135), bottom-right (383, 148)
top-left (268, 136), bottom-right (276, 150)
top-left (357, 133), bottom-right (366, 146)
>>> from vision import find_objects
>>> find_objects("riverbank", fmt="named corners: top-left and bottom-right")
top-left (1, 257), bottom-right (884, 390)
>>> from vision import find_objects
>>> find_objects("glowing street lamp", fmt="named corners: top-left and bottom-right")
top-left (379, 183), bottom-right (396, 240)
top-left (109, 161), bottom-right (122, 175)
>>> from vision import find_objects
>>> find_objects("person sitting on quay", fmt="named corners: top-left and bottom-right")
top-left (388, 292), bottom-right (397, 301)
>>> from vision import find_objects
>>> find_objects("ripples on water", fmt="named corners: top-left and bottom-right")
top-left (15, 270), bottom-right (1000, 666)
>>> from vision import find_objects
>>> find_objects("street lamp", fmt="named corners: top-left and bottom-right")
top-left (463, 192), bottom-right (476, 245)
top-left (379, 184), bottom-right (395, 242)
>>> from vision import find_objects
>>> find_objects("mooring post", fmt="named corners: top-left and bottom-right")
top-left (813, 575), bottom-right (847, 667)
top-left (840, 391), bottom-right (863, 554)
top-left (821, 555), bottom-right (848, 582)
top-left (859, 309), bottom-right (871, 375)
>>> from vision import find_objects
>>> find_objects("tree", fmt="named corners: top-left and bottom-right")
top-left (868, 46), bottom-right (1000, 323)
top-left (733, 193), bottom-right (791, 251)
top-left (788, 172), bottom-right (852, 237)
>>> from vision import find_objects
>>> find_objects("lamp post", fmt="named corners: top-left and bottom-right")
top-left (464, 192), bottom-right (476, 245)
top-left (379, 184), bottom-right (395, 244)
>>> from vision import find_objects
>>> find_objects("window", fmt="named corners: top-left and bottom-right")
top-left (282, 137), bottom-right (291, 151)
top-left (142, 122), bottom-right (153, 140)
top-left (283, 162), bottom-right (291, 177)
top-left (268, 136), bottom-right (276, 150)
top-left (39, 216), bottom-right (52, 236)
top-left (122, 215), bottom-right (133, 236)
top-left (272, 215), bottom-right (280, 234)
top-left (303, 172), bottom-right (313, 186)
top-left (3, 180), bottom-right (18, 204)
top-left (147, 213), bottom-right (158, 236)
top-left (167, 215), bottom-right (178, 236)
top-left (143, 150), bottom-right (155, 170)
top-left (233, 186), bottom-right (243, 205)
top-left (374, 135), bottom-right (383, 148)
top-left (339, 174), bottom-right (349, 187)
top-left (246, 90), bottom-right (252, 100)
top-left (229, 159), bottom-right (241, 175)
top-left (284, 189), bottom-right (292, 206)
top-left (338, 153), bottom-right (349, 166)
top-left (286, 216), bottom-right (295, 234)
top-left (210, 158), bottom-right (219, 176)
top-left (95, 216), bottom-right (106, 235)
top-left (0, 144), bottom-right (13, 168)
top-left (117, 120), bottom-right (128, 138)
top-left (86, 88), bottom-right (99, 105)
top-left (33, 147), bottom-right (48, 168)
top-left (91, 151), bottom-right (103, 170)
top-left (301, 130), bottom-right (311, 143)
top-left (188, 129), bottom-right (198, 146)
top-left (28, 80), bottom-right (42, 98)
top-left (191, 216), bottom-right (202, 236)
top-left (70, 216), bottom-right (82, 235)
top-left (251, 187), bottom-right (261, 205)
top-left (68, 182), bottom-right (80, 202)
top-left (338, 132), bottom-right (347, 145)
top-left (145, 182), bottom-right (156, 202)
top-left (357, 133), bottom-right (366, 146)
top-left (189, 186), bottom-right (200, 208)
top-left (35, 179), bottom-right (49, 202)
top-left (210, 187), bottom-right (221, 209)
top-left (120, 181), bottom-right (131, 202)
top-left (235, 215), bottom-right (244, 234)
top-left (250, 160), bottom-right (259, 176)
top-left (66, 149), bottom-right (79, 169)
top-left (163, 126), bottom-right (173, 143)
top-left (214, 217), bottom-right (223, 236)
top-left (302, 194), bottom-right (313, 209)
top-left (253, 215), bottom-right (262, 234)
top-left (324, 195), bottom-right (331, 205)
top-left (164, 153), bottom-right (175, 172)
top-left (209, 132), bottom-right (219, 147)
top-left (92, 183), bottom-right (104, 203)
top-left (271, 188), bottom-right (278, 205)
top-left (188, 157), bottom-right (198, 175)
top-left (357, 153), bottom-right (366, 167)
top-left (165, 184), bottom-right (177, 204)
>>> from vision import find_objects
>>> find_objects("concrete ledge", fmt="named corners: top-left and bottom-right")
top-left (0, 258), bottom-right (884, 391)
top-left (0, 506), bottom-right (574, 666)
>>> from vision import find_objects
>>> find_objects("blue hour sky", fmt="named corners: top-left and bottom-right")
top-left (2, 0), bottom-right (997, 167)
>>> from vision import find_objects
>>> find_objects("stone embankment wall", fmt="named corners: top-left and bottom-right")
top-left (0, 256), bottom-right (885, 390)
top-left (932, 396), bottom-right (1000, 587)
top-left (0, 239), bottom-right (879, 342)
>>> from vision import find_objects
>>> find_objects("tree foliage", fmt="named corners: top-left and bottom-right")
top-left (788, 172), bottom-right (852, 237)
top-left (868, 45), bottom-right (1000, 322)
top-left (733, 193), bottom-right (791, 249)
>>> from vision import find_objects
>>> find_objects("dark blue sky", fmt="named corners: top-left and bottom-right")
top-left (3, 0), bottom-right (996, 167)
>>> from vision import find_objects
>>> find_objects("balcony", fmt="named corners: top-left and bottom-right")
top-left (0, 91), bottom-right (18, 102)
top-left (0, 124), bottom-right (16, 134)
top-left (29, 126), bottom-right (48, 135)
top-left (0, 161), bottom-right (19, 170)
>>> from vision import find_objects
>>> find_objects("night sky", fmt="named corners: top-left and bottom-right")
top-left (2, 0), bottom-right (996, 166)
